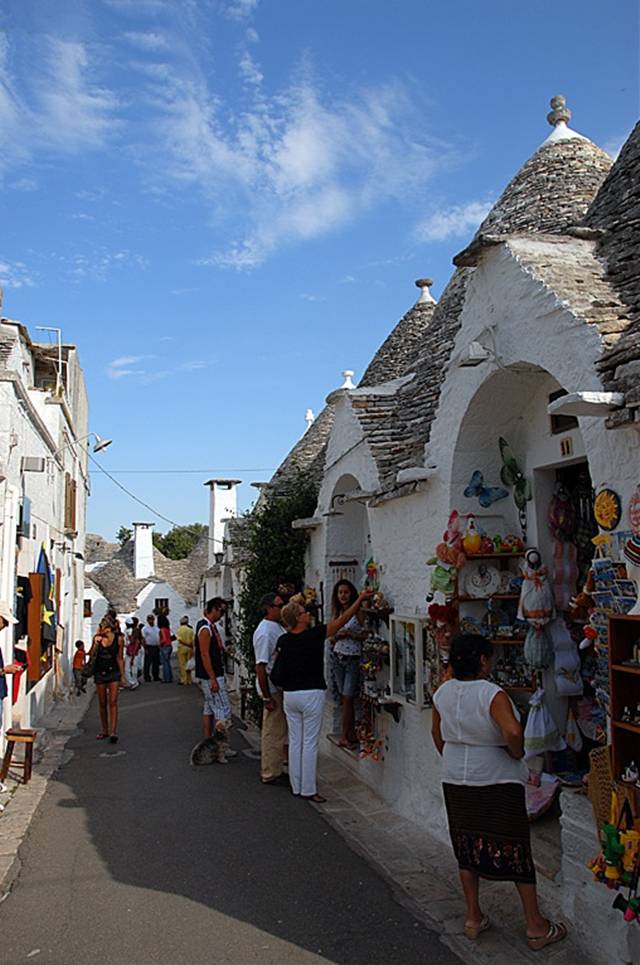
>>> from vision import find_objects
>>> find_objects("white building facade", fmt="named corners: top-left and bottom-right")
top-left (0, 318), bottom-right (89, 734)
top-left (254, 104), bottom-right (640, 964)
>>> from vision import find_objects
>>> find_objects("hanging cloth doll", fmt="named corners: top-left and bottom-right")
top-left (518, 549), bottom-right (555, 669)
top-left (548, 485), bottom-right (578, 611)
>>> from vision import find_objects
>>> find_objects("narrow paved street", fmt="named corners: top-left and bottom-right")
top-left (0, 684), bottom-right (459, 965)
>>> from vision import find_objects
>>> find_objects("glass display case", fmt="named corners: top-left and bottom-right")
top-left (389, 614), bottom-right (428, 706)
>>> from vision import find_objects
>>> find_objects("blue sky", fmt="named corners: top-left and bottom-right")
top-left (0, 0), bottom-right (637, 540)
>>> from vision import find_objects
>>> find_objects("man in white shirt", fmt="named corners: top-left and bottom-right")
top-left (253, 592), bottom-right (287, 785)
top-left (141, 613), bottom-right (160, 682)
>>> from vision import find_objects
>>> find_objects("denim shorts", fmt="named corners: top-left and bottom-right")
top-left (332, 652), bottom-right (360, 698)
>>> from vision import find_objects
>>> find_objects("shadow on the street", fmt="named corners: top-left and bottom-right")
top-left (37, 681), bottom-right (448, 965)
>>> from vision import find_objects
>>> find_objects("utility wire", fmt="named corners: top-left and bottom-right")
top-left (87, 452), bottom-right (228, 546)
top-left (88, 468), bottom-right (276, 474)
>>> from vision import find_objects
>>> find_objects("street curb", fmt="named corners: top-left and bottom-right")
top-left (0, 688), bottom-right (93, 900)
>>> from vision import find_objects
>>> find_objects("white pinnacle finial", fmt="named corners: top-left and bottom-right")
top-left (547, 95), bottom-right (571, 127)
top-left (304, 408), bottom-right (315, 431)
top-left (542, 94), bottom-right (587, 146)
top-left (415, 277), bottom-right (436, 305)
top-left (341, 370), bottom-right (355, 389)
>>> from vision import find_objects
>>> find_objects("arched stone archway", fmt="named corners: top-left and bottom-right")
top-left (325, 473), bottom-right (371, 596)
top-left (449, 363), bottom-right (595, 735)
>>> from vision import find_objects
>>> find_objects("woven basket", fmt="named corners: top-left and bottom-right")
top-left (586, 745), bottom-right (613, 830)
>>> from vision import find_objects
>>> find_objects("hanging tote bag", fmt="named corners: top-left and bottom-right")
top-left (524, 687), bottom-right (567, 759)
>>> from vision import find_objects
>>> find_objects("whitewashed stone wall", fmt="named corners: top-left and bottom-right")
top-left (305, 242), bottom-right (640, 956)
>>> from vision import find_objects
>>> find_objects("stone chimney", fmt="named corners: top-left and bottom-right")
top-left (133, 522), bottom-right (155, 579)
top-left (204, 480), bottom-right (241, 567)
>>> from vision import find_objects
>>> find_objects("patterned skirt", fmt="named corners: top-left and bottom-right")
top-left (442, 782), bottom-right (536, 884)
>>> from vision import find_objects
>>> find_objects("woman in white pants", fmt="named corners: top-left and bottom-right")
top-left (278, 588), bottom-right (372, 803)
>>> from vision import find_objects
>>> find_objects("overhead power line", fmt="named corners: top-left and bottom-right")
top-left (87, 452), bottom-right (229, 545)
top-left (88, 468), bottom-right (276, 474)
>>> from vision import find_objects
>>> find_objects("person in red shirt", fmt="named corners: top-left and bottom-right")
top-left (72, 641), bottom-right (87, 695)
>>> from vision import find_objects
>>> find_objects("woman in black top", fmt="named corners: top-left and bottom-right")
top-left (278, 588), bottom-right (372, 802)
top-left (92, 614), bottom-right (125, 744)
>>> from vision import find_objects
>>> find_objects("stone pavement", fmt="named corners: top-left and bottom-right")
top-left (0, 683), bottom-right (595, 965)
top-left (0, 687), bottom-right (93, 898)
top-left (0, 683), bottom-right (459, 965)
top-left (241, 722), bottom-right (595, 965)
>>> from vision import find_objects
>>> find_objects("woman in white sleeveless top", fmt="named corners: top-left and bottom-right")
top-left (432, 633), bottom-right (567, 952)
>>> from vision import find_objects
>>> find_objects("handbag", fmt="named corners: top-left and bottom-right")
top-left (269, 645), bottom-right (285, 689)
top-left (82, 641), bottom-right (99, 679)
top-left (185, 656), bottom-right (195, 672)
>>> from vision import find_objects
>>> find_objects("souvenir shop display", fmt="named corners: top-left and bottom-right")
top-left (588, 793), bottom-right (640, 926)
top-left (389, 614), bottom-right (429, 705)
top-left (518, 549), bottom-right (555, 670)
top-left (608, 613), bottom-right (640, 781)
top-left (594, 488), bottom-right (623, 532)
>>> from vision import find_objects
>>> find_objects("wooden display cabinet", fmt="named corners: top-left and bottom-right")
top-left (608, 614), bottom-right (640, 779)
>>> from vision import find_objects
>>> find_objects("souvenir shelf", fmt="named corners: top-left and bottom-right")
top-left (360, 603), bottom-right (399, 710)
top-left (389, 614), bottom-right (429, 707)
top-left (456, 552), bottom-right (533, 698)
top-left (608, 613), bottom-right (640, 780)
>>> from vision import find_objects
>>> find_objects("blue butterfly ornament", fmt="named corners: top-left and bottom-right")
top-left (464, 470), bottom-right (509, 508)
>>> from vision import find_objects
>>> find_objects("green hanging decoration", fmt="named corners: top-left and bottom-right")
top-left (499, 436), bottom-right (532, 539)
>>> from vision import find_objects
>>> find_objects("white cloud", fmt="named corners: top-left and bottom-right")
top-left (180, 359), bottom-right (210, 369)
top-left (37, 38), bottom-right (119, 151)
top-left (71, 212), bottom-right (96, 221)
top-left (154, 68), bottom-right (442, 268)
top-left (245, 27), bottom-right (259, 43)
top-left (0, 258), bottom-right (36, 289)
top-left (0, 33), bottom-right (118, 177)
top-left (9, 177), bottom-right (38, 191)
top-left (106, 354), bottom-right (160, 380)
top-left (223, 0), bottom-right (259, 20)
top-left (299, 292), bottom-right (325, 303)
top-left (238, 50), bottom-right (263, 87)
top-left (415, 199), bottom-right (492, 243)
top-left (340, 274), bottom-right (356, 284)
top-left (123, 31), bottom-right (170, 51)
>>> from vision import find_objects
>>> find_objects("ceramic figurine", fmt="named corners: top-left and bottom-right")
top-left (622, 762), bottom-right (639, 784)
top-left (493, 534), bottom-right (503, 553)
top-left (365, 558), bottom-right (379, 589)
top-left (621, 706), bottom-right (632, 723)
top-left (462, 515), bottom-right (482, 555)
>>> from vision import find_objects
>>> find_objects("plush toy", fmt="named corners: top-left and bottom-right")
top-left (427, 563), bottom-right (456, 597)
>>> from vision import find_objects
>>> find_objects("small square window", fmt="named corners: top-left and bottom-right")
top-left (154, 598), bottom-right (169, 614)
top-left (83, 599), bottom-right (92, 618)
top-left (549, 389), bottom-right (579, 435)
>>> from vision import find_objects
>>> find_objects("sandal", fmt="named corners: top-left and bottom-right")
top-left (527, 921), bottom-right (567, 951)
top-left (464, 916), bottom-right (490, 940)
top-left (96, 733), bottom-right (108, 740)
top-left (109, 735), bottom-right (118, 744)
top-left (302, 793), bottom-right (327, 803)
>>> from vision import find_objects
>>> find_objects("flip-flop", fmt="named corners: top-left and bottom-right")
top-left (464, 916), bottom-right (490, 940)
top-left (527, 921), bottom-right (567, 951)
top-left (302, 793), bottom-right (327, 803)
top-left (96, 733), bottom-right (108, 740)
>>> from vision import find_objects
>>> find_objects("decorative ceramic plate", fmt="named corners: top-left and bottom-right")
top-left (463, 562), bottom-right (501, 598)
top-left (594, 488), bottom-right (622, 532)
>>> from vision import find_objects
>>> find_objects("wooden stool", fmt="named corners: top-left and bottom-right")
top-left (0, 728), bottom-right (37, 784)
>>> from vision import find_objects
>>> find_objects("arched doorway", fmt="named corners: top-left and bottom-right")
top-left (325, 473), bottom-right (371, 599)
top-left (449, 364), bottom-right (597, 741)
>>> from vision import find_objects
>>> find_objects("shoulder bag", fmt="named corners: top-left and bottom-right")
top-left (269, 643), bottom-right (285, 689)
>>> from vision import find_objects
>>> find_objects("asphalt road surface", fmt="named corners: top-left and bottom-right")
top-left (0, 681), bottom-right (461, 965)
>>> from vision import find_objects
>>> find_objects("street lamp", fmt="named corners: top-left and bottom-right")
top-left (51, 432), bottom-right (113, 460)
